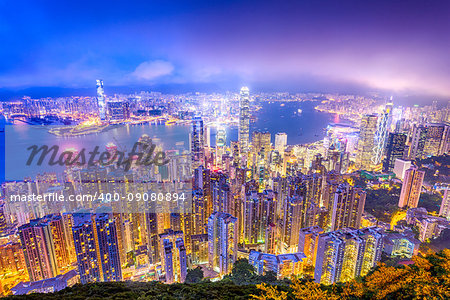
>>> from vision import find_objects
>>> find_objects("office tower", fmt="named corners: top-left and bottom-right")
top-left (208, 212), bottom-right (237, 275)
top-left (249, 251), bottom-right (306, 279)
top-left (159, 229), bottom-right (186, 283)
top-left (205, 126), bottom-right (211, 148)
top-left (383, 133), bottom-right (407, 172)
top-left (439, 189), bottom-right (450, 220)
top-left (238, 87), bottom-right (250, 155)
top-left (216, 125), bottom-right (227, 165)
top-left (314, 227), bottom-right (384, 284)
top-left (372, 103), bottom-right (393, 165)
top-left (330, 183), bottom-right (366, 231)
top-left (191, 116), bottom-right (205, 169)
top-left (274, 132), bottom-right (288, 153)
top-left (96, 79), bottom-right (106, 120)
top-left (72, 213), bottom-right (122, 284)
top-left (398, 166), bottom-right (425, 209)
top-left (423, 123), bottom-right (449, 156)
top-left (393, 159), bottom-right (412, 180)
top-left (252, 131), bottom-right (271, 154)
top-left (298, 226), bottom-right (323, 272)
top-left (106, 100), bottom-right (125, 121)
top-left (356, 114), bottom-right (378, 170)
top-left (18, 220), bottom-right (58, 281)
top-left (409, 125), bottom-right (427, 159)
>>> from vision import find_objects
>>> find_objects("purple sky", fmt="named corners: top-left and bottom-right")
top-left (1, 0), bottom-right (449, 98)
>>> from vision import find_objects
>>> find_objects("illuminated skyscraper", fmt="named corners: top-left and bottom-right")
top-left (159, 229), bottom-right (187, 283)
top-left (274, 132), bottom-right (287, 153)
top-left (372, 103), bottom-right (393, 165)
top-left (18, 220), bottom-right (58, 281)
top-left (107, 100), bottom-right (125, 121)
top-left (208, 212), bottom-right (237, 275)
top-left (409, 125), bottom-right (427, 159)
top-left (383, 133), bottom-right (406, 172)
top-left (330, 183), bottom-right (366, 231)
top-left (423, 123), bottom-right (449, 157)
top-left (72, 213), bottom-right (122, 284)
top-left (398, 166), bottom-right (425, 209)
top-left (96, 79), bottom-right (106, 120)
top-left (191, 116), bottom-right (205, 169)
top-left (314, 227), bottom-right (383, 284)
top-left (94, 214), bottom-right (122, 282)
top-left (356, 114), bottom-right (378, 170)
top-left (238, 87), bottom-right (250, 155)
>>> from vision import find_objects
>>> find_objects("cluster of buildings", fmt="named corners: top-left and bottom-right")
top-left (0, 86), bottom-right (449, 295)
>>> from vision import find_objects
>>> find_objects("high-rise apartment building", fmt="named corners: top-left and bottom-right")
top-left (72, 213), bottom-right (122, 284)
top-left (330, 183), bottom-right (366, 231)
top-left (314, 227), bottom-right (384, 284)
top-left (398, 166), bottom-right (425, 209)
top-left (439, 189), bottom-right (450, 220)
top-left (208, 212), bottom-right (237, 275)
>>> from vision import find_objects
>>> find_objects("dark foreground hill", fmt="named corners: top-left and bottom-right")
top-left (6, 250), bottom-right (450, 300)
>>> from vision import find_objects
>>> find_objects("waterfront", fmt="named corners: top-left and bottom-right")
top-left (5, 101), bottom-right (344, 180)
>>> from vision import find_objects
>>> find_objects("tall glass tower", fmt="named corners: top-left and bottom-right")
top-left (96, 79), bottom-right (106, 120)
top-left (238, 87), bottom-right (250, 154)
top-left (372, 102), bottom-right (393, 165)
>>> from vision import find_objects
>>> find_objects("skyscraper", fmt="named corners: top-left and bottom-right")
top-left (314, 227), bottom-right (384, 284)
top-left (191, 116), bottom-right (205, 169)
top-left (72, 213), bottom-right (122, 284)
top-left (330, 183), bottom-right (366, 231)
top-left (238, 87), bottom-right (250, 155)
top-left (357, 114), bottom-right (378, 170)
top-left (373, 103), bottom-right (393, 165)
top-left (274, 132), bottom-right (288, 153)
top-left (409, 125), bottom-right (427, 159)
top-left (18, 220), bottom-right (58, 281)
top-left (423, 123), bottom-right (449, 157)
top-left (383, 133), bottom-right (407, 172)
top-left (208, 212), bottom-right (237, 275)
top-left (398, 166), bottom-right (425, 209)
top-left (96, 79), bottom-right (106, 120)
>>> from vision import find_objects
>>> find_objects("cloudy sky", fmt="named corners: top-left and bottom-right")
top-left (1, 0), bottom-right (449, 98)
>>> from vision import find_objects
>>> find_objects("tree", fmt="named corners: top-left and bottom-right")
top-left (185, 267), bottom-right (204, 284)
top-left (230, 258), bottom-right (257, 285)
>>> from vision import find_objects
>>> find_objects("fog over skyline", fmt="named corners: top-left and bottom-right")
top-left (1, 0), bottom-right (449, 100)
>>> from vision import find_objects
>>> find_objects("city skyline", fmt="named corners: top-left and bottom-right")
top-left (0, 1), bottom-right (449, 298)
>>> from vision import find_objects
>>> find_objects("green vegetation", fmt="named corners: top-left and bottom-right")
top-left (364, 187), bottom-right (401, 223)
top-left (7, 251), bottom-right (450, 299)
top-left (185, 267), bottom-right (204, 284)
top-left (417, 154), bottom-right (450, 185)
top-left (418, 192), bottom-right (443, 213)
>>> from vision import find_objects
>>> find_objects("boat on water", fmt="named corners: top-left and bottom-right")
top-left (297, 108), bottom-right (303, 114)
